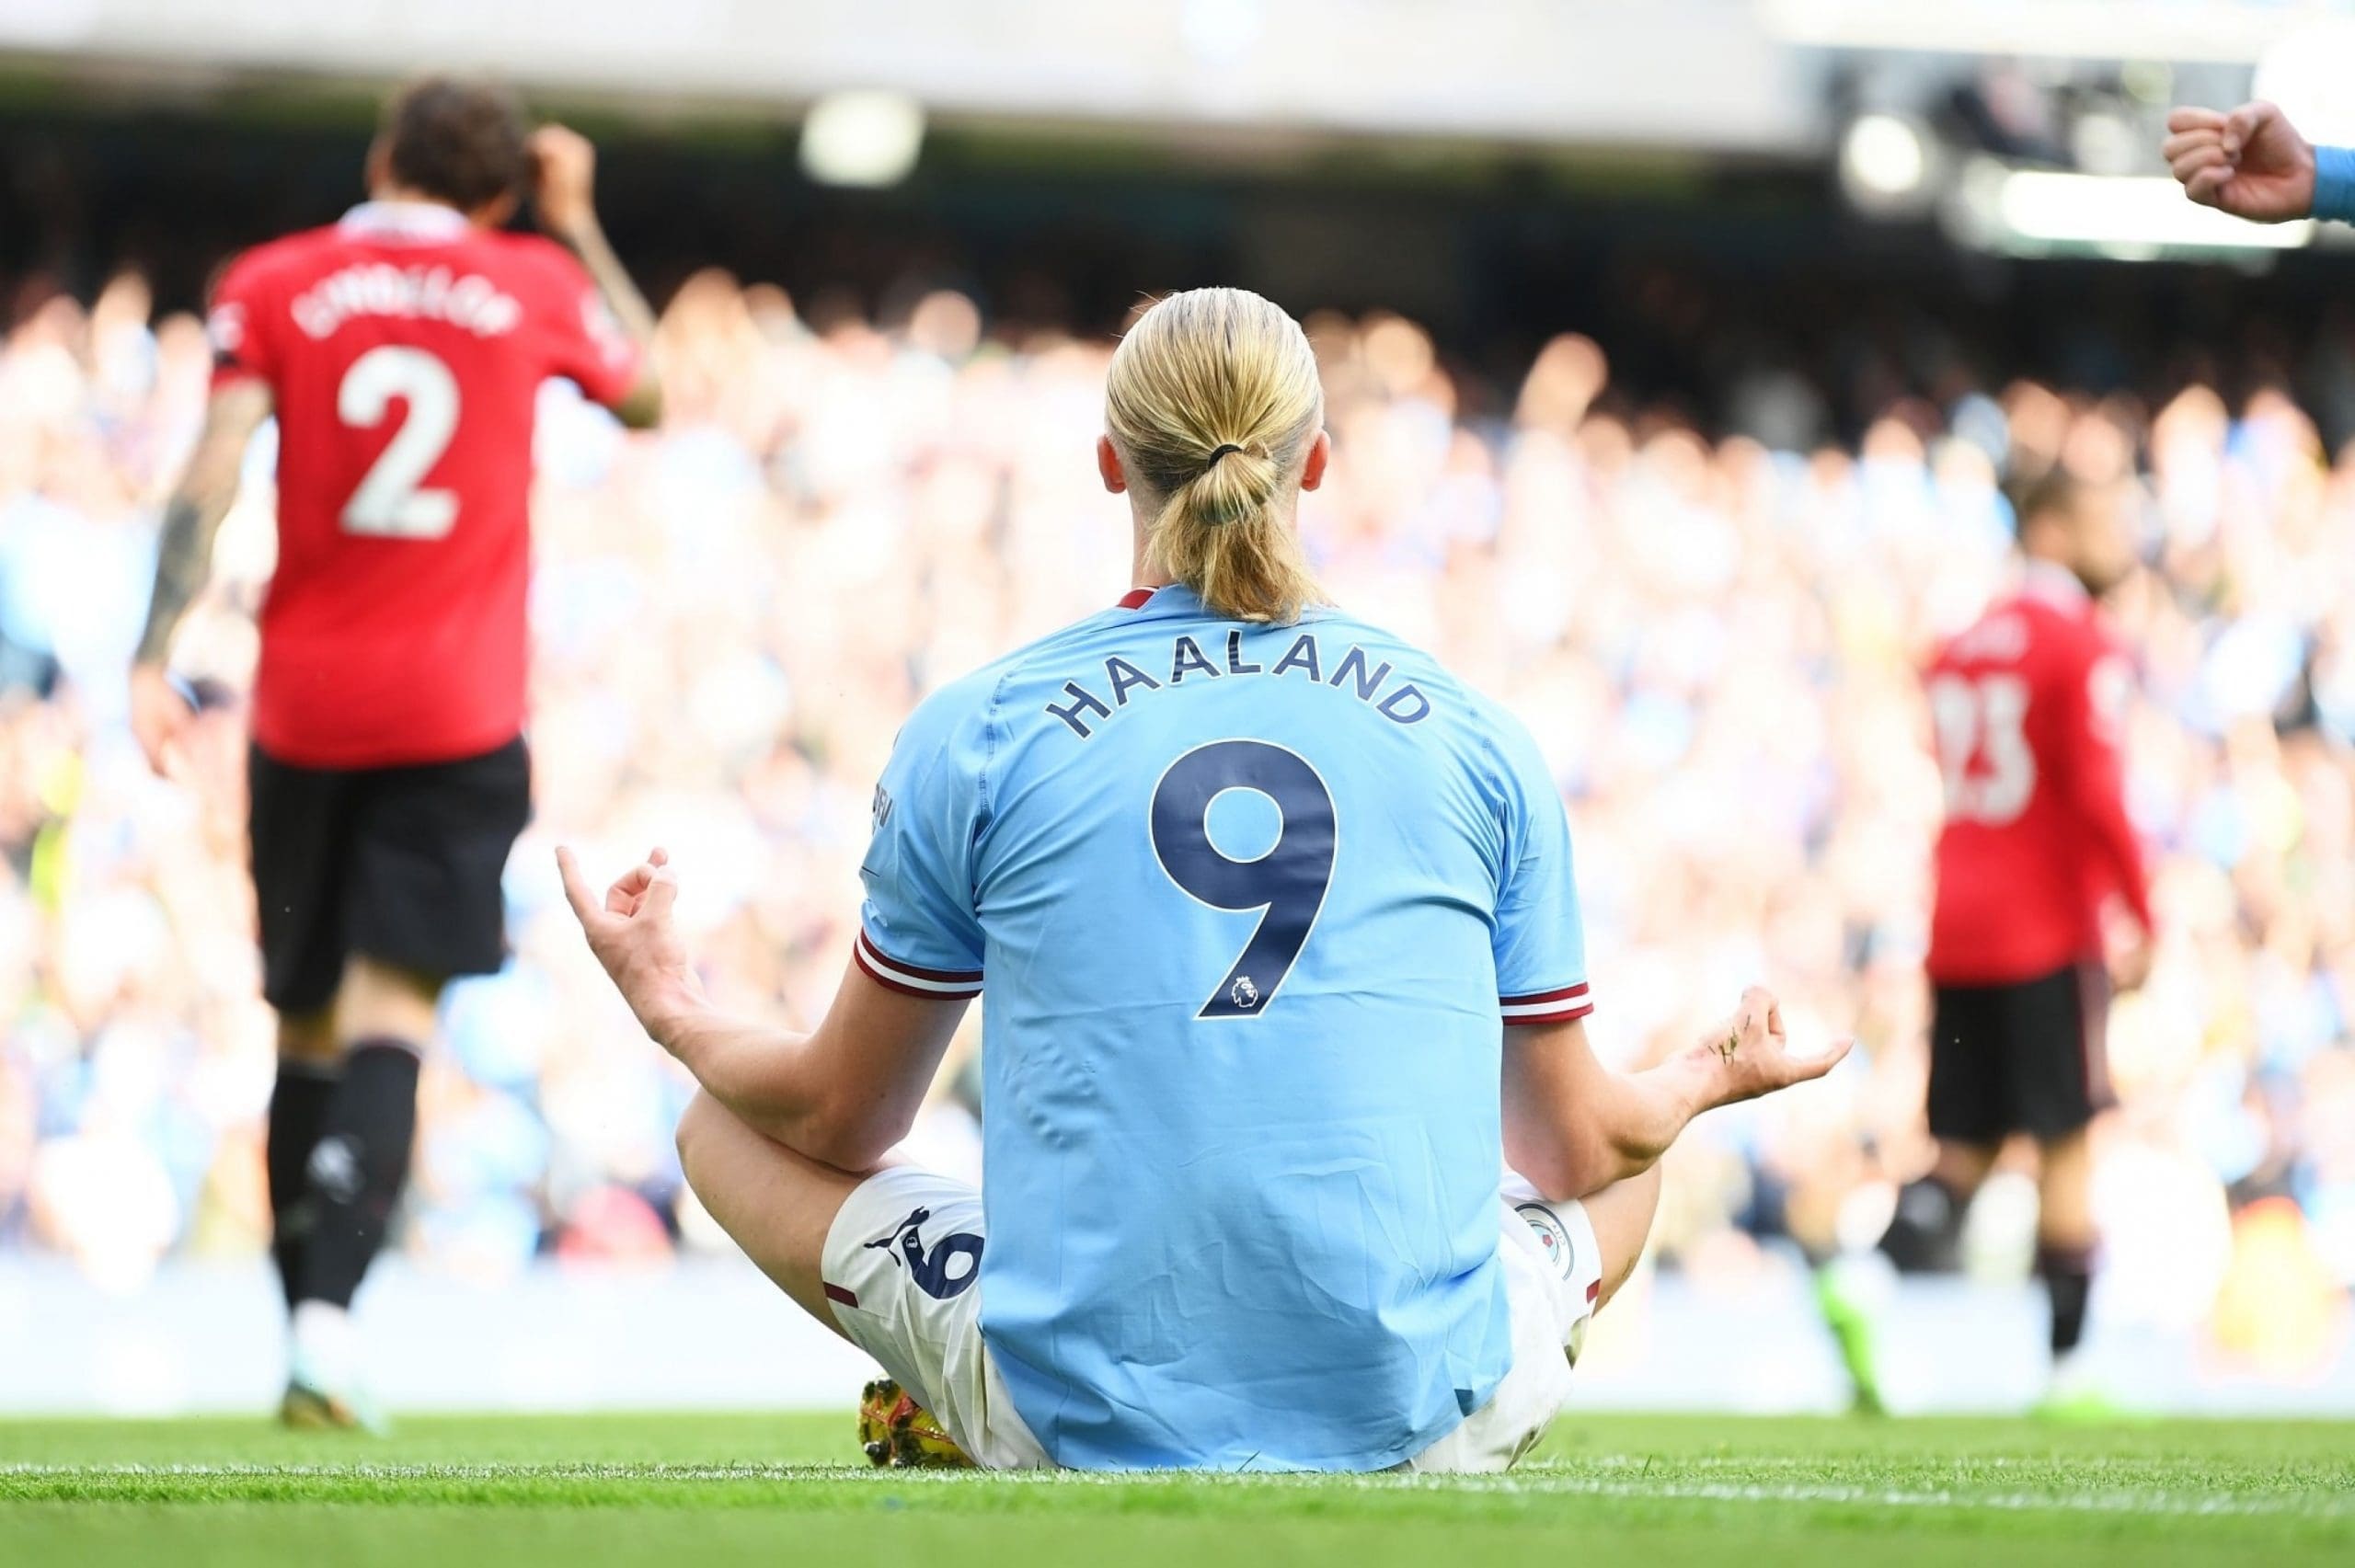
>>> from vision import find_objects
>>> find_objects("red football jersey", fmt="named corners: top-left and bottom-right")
top-left (208, 200), bottom-right (641, 768)
top-left (1924, 563), bottom-right (2153, 984)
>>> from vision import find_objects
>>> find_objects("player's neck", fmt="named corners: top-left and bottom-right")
top-left (1128, 531), bottom-right (1174, 597)
top-left (2020, 555), bottom-right (2089, 603)
top-left (362, 185), bottom-right (476, 223)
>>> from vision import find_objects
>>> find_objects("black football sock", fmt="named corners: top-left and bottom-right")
top-left (266, 1060), bottom-right (341, 1311)
top-left (293, 1039), bottom-right (421, 1310)
top-left (1878, 1174), bottom-right (1970, 1274)
top-left (2038, 1242), bottom-right (2096, 1358)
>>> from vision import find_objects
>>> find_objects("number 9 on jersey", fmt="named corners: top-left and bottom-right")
top-left (1149, 739), bottom-right (1337, 1020)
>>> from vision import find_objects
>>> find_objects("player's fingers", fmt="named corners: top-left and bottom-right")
top-left (2165, 106), bottom-right (2227, 135)
top-left (2169, 145), bottom-right (2231, 184)
top-left (639, 865), bottom-right (682, 921)
top-left (607, 860), bottom-right (660, 914)
top-left (2159, 129), bottom-right (2223, 163)
top-left (530, 124), bottom-right (592, 171)
top-left (604, 877), bottom-right (645, 916)
top-left (133, 711), bottom-right (168, 764)
top-left (2224, 99), bottom-right (2278, 157)
top-left (554, 846), bottom-right (604, 926)
top-left (158, 711), bottom-right (195, 771)
top-left (2166, 150), bottom-right (2223, 188)
top-left (2185, 166), bottom-right (2234, 207)
top-left (649, 846), bottom-right (670, 868)
top-left (1790, 1036), bottom-right (1855, 1082)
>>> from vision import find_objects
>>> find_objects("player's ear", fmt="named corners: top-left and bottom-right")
top-left (1298, 429), bottom-right (1332, 493)
top-left (363, 136), bottom-right (394, 197)
top-left (1097, 434), bottom-right (1128, 495)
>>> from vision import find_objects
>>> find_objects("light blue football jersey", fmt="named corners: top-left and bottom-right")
top-left (856, 583), bottom-right (1591, 1471)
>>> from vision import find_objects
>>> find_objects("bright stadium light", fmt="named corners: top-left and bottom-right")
top-left (1839, 113), bottom-right (1935, 216)
top-left (2254, 21), bottom-right (2355, 150)
top-left (799, 90), bottom-right (925, 188)
top-left (1961, 166), bottom-right (2315, 258)
top-left (1763, 0), bottom-right (2297, 63)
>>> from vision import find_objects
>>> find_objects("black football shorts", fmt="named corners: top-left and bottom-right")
top-left (247, 737), bottom-right (531, 1014)
top-left (1926, 960), bottom-right (2113, 1144)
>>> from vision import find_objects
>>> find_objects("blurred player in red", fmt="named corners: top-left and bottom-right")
top-left (1824, 472), bottom-right (2153, 1417)
top-left (129, 76), bottom-right (661, 1428)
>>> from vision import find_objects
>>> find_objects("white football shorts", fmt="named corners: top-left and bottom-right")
top-left (819, 1164), bottom-right (1603, 1472)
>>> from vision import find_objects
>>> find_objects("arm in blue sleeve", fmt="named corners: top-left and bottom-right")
top-left (2313, 144), bottom-right (2355, 224)
top-left (856, 685), bottom-right (990, 988)
top-left (1486, 710), bottom-right (1591, 1022)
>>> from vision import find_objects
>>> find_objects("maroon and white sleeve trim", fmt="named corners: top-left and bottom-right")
top-left (853, 930), bottom-right (984, 1000)
top-left (1499, 981), bottom-right (1592, 1025)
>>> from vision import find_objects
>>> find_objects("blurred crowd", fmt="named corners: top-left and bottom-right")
top-left (3, 261), bottom-right (2352, 1376)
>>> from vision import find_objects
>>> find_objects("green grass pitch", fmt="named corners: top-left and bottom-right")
top-left (3, 1412), bottom-right (2350, 1567)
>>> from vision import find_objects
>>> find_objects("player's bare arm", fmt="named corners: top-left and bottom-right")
top-left (557, 846), bottom-right (962, 1171)
top-left (2064, 658), bottom-right (2156, 994)
top-left (530, 125), bottom-right (663, 429)
top-left (129, 377), bottom-right (273, 771)
top-left (2163, 101), bottom-right (2316, 222)
top-left (1503, 987), bottom-right (1848, 1201)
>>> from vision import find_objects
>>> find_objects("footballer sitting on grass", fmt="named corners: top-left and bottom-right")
top-left (558, 287), bottom-right (1845, 1471)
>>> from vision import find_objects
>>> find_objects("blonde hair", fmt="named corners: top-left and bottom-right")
top-left (1105, 288), bottom-right (1327, 624)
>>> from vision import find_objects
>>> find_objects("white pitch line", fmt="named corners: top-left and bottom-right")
top-left (0, 1464), bottom-right (823, 1482)
top-left (0, 1461), bottom-right (2348, 1519)
top-left (1409, 1473), bottom-right (2353, 1519)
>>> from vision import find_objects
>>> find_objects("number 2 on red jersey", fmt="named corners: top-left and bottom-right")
top-left (1927, 672), bottom-right (2036, 826)
top-left (338, 345), bottom-right (461, 538)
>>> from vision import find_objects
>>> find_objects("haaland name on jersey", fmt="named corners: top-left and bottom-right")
top-left (1043, 628), bottom-right (1435, 739)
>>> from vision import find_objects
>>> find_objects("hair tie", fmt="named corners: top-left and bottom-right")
top-left (1196, 444), bottom-right (1252, 522)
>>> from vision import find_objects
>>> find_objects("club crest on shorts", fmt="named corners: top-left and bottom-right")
top-left (306, 1136), bottom-right (364, 1204)
top-left (1515, 1200), bottom-right (1576, 1284)
top-left (866, 1206), bottom-right (983, 1300)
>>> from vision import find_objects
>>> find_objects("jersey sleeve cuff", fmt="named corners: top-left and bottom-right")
top-left (854, 928), bottom-right (983, 1000)
top-left (2315, 144), bottom-right (2355, 225)
top-left (579, 362), bottom-right (642, 414)
top-left (209, 359), bottom-right (269, 392)
top-left (1500, 981), bottom-right (1592, 1025)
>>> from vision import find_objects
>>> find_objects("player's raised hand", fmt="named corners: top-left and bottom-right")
top-left (2164, 102), bottom-right (2316, 223)
top-left (528, 124), bottom-right (602, 241)
top-left (1689, 986), bottom-right (1852, 1108)
top-left (128, 664), bottom-right (195, 776)
top-left (556, 844), bottom-right (704, 1040)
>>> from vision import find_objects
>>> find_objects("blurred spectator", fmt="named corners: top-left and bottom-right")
top-left (3, 262), bottom-right (2352, 1375)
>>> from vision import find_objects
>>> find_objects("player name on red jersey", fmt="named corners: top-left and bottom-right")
top-left (288, 263), bottom-right (526, 342)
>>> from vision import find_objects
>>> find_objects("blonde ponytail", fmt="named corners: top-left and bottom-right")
top-left (1105, 288), bottom-right (1327, 624)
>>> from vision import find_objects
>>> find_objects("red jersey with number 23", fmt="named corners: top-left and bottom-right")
top-left (208, 201), bottom-right (641, 768)
top-left (1924, 562), bottom-right (2153, 985)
